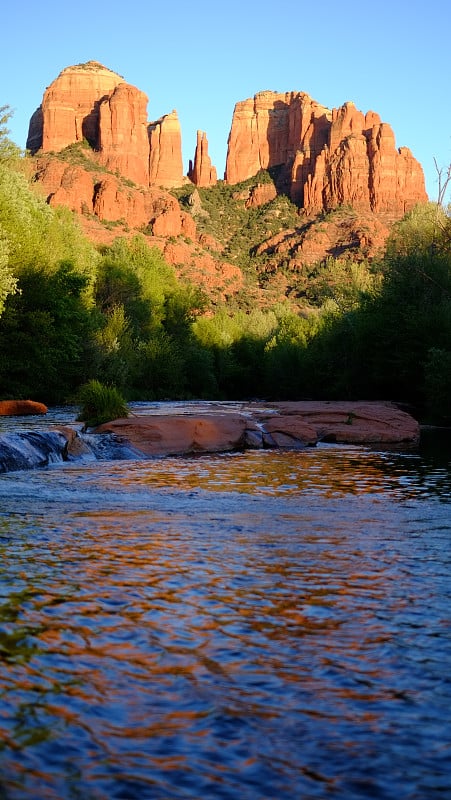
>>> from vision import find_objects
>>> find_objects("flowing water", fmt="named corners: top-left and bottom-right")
top-left (0, 406), bottom-right (450, 799)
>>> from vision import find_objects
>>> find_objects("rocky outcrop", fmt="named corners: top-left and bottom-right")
top-left (148, 111), bottom-right (184, 188)
top-left (95, 401), bottom-right (420, 456)
top-left (33, 154), bottom-right (194, 236)
top-left (245, 182), bottom-right (278, 208)
top-left (188, 131), bottom-right (217, 187)
top-left (255, 209), bottom-right (390, 266)
top-left (27, 62), bottom-right (125, 153)
top-left (27, 62), bottom-right (185, 190)
top-left (225, 93), bottom-right (427, 216)
top-left (28, 63), bottom-right (427, 216)
top-left (98, 82), bottom-right (150, 186)
top-left (0, 400), bottom-right (48, 416)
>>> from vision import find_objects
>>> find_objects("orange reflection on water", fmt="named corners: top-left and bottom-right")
top-left (77, 446), bottom-right (421, 500)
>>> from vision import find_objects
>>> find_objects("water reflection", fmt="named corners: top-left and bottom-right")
top-left (0, 444), bottom-right (450, 798)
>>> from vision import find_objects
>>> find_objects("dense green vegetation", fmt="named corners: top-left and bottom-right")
top-left (0, 108), bottom-right (450, 421)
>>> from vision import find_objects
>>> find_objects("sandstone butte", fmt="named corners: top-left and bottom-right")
top-left (92, 401), bottom-right (420, 457)
top-left (27, 62), bottom-right (427, 214)
top-left (27, 61), bottom-right (211, 190)
top-left (225, 91), bottom-right (427, 215)
top-left (25, 62), bottom-right (428, 300)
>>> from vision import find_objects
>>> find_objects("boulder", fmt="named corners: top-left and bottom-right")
top-left (261, 401), bottom-right (420, 445)
top-left (94, 401), bottom-right (420, 457)
top-left (96, 414), bottom-right (248, 456)
top-left (0, 400), bottom-right (48, 416)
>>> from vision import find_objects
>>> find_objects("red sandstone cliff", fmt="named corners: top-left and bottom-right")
top-left (27, 62), bottom-right (185, 190)
top-left (28, 63), bottom-right (427, 215)
top-left (148, 111), bottom-right (184, 188)
top-left (25, 62), bottom-right (430, 308)
top-left (225, 93), bottom-right (427, 215)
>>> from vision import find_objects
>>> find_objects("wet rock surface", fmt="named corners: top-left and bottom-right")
top-left (95, 401), bottom-right (420, 456)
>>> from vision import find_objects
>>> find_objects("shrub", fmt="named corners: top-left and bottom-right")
top-left (76, 380), bottom-right (129, 428)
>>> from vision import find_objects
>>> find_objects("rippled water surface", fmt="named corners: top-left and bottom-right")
top-left (0, 415), bottom-right (450, 799)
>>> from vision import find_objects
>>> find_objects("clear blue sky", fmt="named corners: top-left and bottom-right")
top-left (2, 0), bottom-right (450, 202)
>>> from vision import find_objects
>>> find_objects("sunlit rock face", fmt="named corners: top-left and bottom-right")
top-left (225, 92), bottom-right (427, 216)
top-left (188, 131), bottom-right (217, 187)
top-left (27, 62), bottom-right (124, 153)
top-left (0, 400), bottom-right (47, 416)
top-left (27, 62), bottom-right (185, 190)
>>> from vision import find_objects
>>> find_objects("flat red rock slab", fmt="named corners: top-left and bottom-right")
top-left (96, 413), bottom-right (248, 456)
top-left (94, 401), bottom-right (420, 456)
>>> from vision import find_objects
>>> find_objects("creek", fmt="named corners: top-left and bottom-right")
top-left (0, 405), bottom-right (450, 799)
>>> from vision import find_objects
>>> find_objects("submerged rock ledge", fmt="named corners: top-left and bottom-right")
top-left (95, 401), bottom-right (420, 457)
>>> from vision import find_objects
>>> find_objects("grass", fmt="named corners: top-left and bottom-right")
top-left (76, 380), bottom-right (129, 428)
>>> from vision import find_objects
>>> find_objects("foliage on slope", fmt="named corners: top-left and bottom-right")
top-left (0, 108), bottom-right (450, 420)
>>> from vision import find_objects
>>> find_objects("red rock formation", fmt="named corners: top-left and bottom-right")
top-left (188, 130), bottom-right (217, 187)
top-left (225, 91), bottom-right (331, 185)
top-left (93, 401), bottom-right (420, 456)
top-left (255, 210), bottom-right (390, 267)
top-left (27, 62), bottom-right (185, 191)
top-left (98, 83), bottom-right (150, 186)
top-left (148, 110), bottom-right (184, 187)
top-left (0, 400), bottom-right (48, 416)
top-left (27, 61), bottom-right (124, 153)
top-left (245, 183), bottom-right (278, 208)
top-left (33, 157), bottom-right (95, 214)
top-left (96, 414), bottom-right (249, 456)
top-left (32, 155), bottom-right (195, 238)
top-left (225, 91), bottom-right (427, 216)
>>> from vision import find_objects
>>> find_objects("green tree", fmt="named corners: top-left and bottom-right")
top-left (0, 263), bottom-right (97, 402)
top-left (0, 105), bottom-right (21, 165)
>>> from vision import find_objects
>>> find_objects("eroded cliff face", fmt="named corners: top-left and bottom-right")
top-left (225, 92), bottom-right (427, 215)
top-left (28, 62), bottom-right (427, 215)
top-left (27, 61), bottom-right (186, 189)
top-left (27, 62), bottom-right (124, 153)
top-left (25, 61), bottom-right (430, 308)
top-left (148, 111), bottom-right (184, 188)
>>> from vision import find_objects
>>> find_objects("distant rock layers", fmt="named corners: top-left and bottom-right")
top-left (225, 92), bottom-right (427, 214)
top-left (27, 62), bottom-right (427, 214)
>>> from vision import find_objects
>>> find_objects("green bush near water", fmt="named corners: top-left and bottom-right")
top-left (76, 380), bottom-right (129, 428)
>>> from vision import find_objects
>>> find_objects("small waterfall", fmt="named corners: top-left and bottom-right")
top-left (77, 431), bottom-right (142, 461)
top-left (0, 430), bottom-right (69, 473)
top-left (0, 427), bottom-right (143, 474)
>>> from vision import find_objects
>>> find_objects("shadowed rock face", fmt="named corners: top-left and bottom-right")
top-left (225, 93), bottom-right (427, 216)
top-left (94, 402), bottom-right (420, 457)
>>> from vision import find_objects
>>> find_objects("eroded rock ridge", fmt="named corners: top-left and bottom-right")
top-left (28, 62), bottom-right (426, 215)
top-left (225, 92), bottom-right (427, 215)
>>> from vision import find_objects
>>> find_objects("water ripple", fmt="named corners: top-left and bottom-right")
top-left (0, 444), bottom-right (450, 798)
